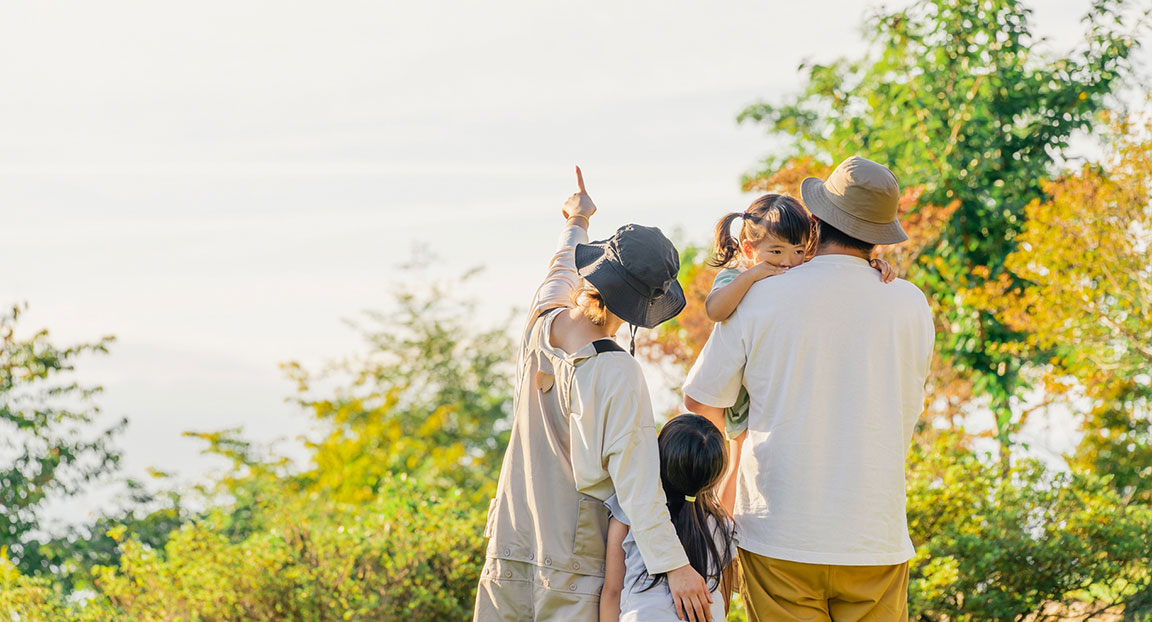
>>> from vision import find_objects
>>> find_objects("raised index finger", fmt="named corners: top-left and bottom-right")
top-left (575, 165), bottom-right (586, 194)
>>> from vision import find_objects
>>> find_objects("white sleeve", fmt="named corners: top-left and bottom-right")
top-left (901, 298), bottom-right (936, 432)
top-left (682, 316), bottom-right (748, 408)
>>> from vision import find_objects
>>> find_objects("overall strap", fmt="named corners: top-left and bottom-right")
top-left (526, 307), bottom-right (563, 352)
top-left (528, 309), bottom-right (566, 400)
top-left (529, 315), bottom-right (627, 420)
top-left (592, 339), bottom-right (625, 354)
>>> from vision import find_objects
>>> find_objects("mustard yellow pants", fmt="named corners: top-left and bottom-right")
top-left (738, 549), bottom-right (909, 622)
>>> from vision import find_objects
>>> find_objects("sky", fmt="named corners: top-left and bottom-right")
top-left (0, 0), bottom-right (1137, 525)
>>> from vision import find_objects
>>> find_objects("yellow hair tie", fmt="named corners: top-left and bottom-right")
top-left (684, 495), bottom-right (696, 503)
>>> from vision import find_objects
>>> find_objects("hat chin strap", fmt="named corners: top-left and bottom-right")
top-left (629, 324), bottom-right (639, 356)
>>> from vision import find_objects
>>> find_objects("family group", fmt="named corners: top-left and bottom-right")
top-left (474, 156), bottom-right (934, 622)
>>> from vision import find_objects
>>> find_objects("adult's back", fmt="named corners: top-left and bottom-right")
top-left (684, 156), bottom-right (935, 622)
top-left (693, 255), bottom-right (933, 563)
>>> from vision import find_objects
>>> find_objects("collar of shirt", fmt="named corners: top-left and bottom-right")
top-left (805, 254), bottom-right (871, 268)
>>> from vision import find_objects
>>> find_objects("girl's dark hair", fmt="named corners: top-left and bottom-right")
top-left (814, 217), bottom-right (876, 254)
top-left (708, 194), bottom-right (815, 269)
top-left (641, 414), bottom-right (733, 593)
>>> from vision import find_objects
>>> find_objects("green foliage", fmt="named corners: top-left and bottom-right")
top-left (739, 0), bottom-right (1142, 455)
top-left (283, 271), bottom-right (514, 505)
top-left (0, 303), bottom-right (126, 576)
top-left (89, 476), bottom-right (485, 622)
top-left (907, 432), bottom-right (1152, 621)
top-left (180, 427), bottom-right (296, 541)
top-left (2, 275), bottom-right (508, 621)
top-left (967, 111), bottom-right (1152, 502)
top-left (0, 556), bottom-right (114, 622)
top-left (30, 486), bottom-right (185, 594)
top-left (1075, 381), bottom-right (1152, 502)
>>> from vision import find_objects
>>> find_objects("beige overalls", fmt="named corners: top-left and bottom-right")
top-left (473, 224), bottom-right (688, 622)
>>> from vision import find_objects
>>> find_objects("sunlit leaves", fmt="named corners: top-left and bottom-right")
top-left (971, 111), bottom-right (1152, 499)
top-left (906, 432), bottom-right (1152, 621)
top-left (0, 304), bottom-right (126, 576)
top-left (738, 0), bottom-right (1139, 454)
top-left (286, 270), bottom-right (514, 506)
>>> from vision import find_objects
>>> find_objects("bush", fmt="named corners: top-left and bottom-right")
top-left (90, 476), bottom-right (485, 622)
top-left (0, 556), bottom-right (113, 622)
top-left (907, 432), bottom-right (1152, 622)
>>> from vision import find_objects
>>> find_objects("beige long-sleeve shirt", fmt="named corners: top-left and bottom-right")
top-left (484, 223), bottom-right (688, 585)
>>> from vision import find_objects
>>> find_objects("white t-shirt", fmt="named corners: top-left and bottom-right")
top-left (683, 254), bottom-right (934, 565)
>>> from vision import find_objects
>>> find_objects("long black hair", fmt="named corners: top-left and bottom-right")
top-left (641, 414), bottom-right (734, 592)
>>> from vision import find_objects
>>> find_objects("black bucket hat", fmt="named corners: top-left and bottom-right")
top-left (574, 224), bottom-right (686, 329)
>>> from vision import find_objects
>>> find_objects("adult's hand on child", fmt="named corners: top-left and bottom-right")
top-left (562, 165), bottom-right (597, 224)
top-left (667, 564), bottom-right (713, 622)
top-left (746, 260), bottom-right (790, 282)
top-left (870, 257), bottom-right (896, 283)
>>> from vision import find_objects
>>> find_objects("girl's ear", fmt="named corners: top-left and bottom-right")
top-left (741, 239), bottom-right (756, 260)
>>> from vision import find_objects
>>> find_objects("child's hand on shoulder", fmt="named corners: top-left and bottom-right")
top-left (870, 257), bottom-right (897, 283)
top-left (747, 261), bottom-right (789, 281)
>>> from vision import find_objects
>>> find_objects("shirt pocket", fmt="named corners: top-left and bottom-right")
top-left (572, 497), bottom-right (609, 559)
top-left (483, 497), bottom-right (498, 538)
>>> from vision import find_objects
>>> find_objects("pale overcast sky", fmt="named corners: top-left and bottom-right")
top-left (0, 1), bottom-right (1134, 523)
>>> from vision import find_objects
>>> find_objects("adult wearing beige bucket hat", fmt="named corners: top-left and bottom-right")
top-left (684, 156), bottom-right (935, 622)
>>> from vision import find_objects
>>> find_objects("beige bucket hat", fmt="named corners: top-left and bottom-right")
top-left (800, 156), bottom-right (908, 245)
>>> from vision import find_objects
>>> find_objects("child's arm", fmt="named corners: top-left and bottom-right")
top-left (705, 262), bottom-right (788, 322)
top-left (719, 430), bottom-right (746, 516)
top-left (599, 518), bottom-right (629, 622)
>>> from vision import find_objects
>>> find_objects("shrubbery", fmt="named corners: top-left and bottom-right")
top-left (97, 476), bottom-right (484, 621)
top-left (4, 476), bottom-right (485, 622)
top-left (907, 433), bottom-right (1152, 622)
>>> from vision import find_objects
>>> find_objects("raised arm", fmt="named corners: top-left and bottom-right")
top-left (526, 166), bottom-right (598, 323)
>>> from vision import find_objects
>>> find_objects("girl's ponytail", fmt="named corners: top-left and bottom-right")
top-left (707, 212), bottom-right (745, 269)
top-left (708, 195), bottom-right (813, 269)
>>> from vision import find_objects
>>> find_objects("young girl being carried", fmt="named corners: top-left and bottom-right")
top-left (600, 414), bottom-right (735, 622)
top-left (703, 194), bottom-right (894, 512)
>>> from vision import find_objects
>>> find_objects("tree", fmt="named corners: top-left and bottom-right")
top-left (971, 111), bottom-right (1152, 499)
top-left (64, 275), bottom-right (511, 621)
top-left (737, 0), bottom-right (1142, 464)
top-left (282, 270), bottom-right (514, 505)
top-left (0, 304), bottom-right (126, 575)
